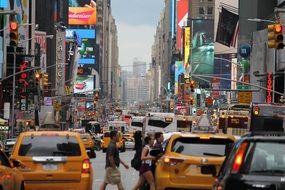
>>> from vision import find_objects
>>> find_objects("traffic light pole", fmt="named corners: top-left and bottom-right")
top-left (10, 46), bottom-right (16, 137)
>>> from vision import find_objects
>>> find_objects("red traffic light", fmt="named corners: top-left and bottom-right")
top-left (275, 24), bottom-right (282, 33)
top-left (9, 21), bottom-right (18, 30)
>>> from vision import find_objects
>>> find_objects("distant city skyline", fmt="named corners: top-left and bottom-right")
top-left (111, 0), bottom-right (164, 71)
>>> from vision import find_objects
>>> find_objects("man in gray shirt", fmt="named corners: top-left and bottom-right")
top-left (100, 130), bottom-right (129, 190)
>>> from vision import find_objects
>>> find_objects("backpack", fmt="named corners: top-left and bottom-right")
top-left (131, 146), bottom-right (149, 171)
top-left (131, 150), bottom-right (142, 171)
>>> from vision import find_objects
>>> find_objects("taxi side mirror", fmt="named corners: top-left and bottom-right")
top-left (11, 159), bottom-right (24, 168)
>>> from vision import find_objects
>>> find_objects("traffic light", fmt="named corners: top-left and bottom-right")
top-left (190, 80), bottom-right (196, 92)
top-left (42, 72), bottom-right (49, 87)
top-left (94, 92), bottom-right (99, 101)
top-left (189, 96), bottom-right (194, 105)
top-left (268, 23), bottom-right (284, 49)
top-left (9, 21), bottom-right (19, 46)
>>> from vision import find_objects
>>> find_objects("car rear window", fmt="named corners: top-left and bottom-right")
top-left (171, 137), bottom-right (233, 157)
top-left (80, 134), bottom-right (90, 139)
top-left (18, 136), bottom-right (81, 156)
top-left (243, 142), bottom-right (285, 175)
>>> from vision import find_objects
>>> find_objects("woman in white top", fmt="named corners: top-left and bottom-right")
top-left (132, 135), bottom-right (156, 190)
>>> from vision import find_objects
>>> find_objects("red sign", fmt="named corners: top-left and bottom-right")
top-left (19, 62), bottom-right (29, 88)
top-left (176, 0), bottom-right (188, 50)
top-left (266, 73), bottom-right (273, 103)
top-left (212, 78), bottom-right (220, 98)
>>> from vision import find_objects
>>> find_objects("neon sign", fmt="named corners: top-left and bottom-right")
top-left (266, 73), bottom-right (273, 103)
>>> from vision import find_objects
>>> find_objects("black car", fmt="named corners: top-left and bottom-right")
top-left (213, 132), bottom-right (285, 190)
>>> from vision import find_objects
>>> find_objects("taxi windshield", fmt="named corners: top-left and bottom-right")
top-left (18, 136), bottom-right (81, 157)
top-left (171, 137), bottom-right (233, 157)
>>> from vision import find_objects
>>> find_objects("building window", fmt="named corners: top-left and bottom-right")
top-left (199, 7), bottom-right (204, 14)
top-left (207, 7), bottom-right (213, 15)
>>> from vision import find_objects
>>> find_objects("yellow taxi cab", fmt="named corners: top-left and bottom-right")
top-left (0, 148), bottom-right (25, 190)
top-left (80, 133), bottom-right (95, 150)
top-left (101, 131), bottom-right (125, 152)
top-left (10, 131), bottom-right (93, 190)
top-left (155, 132), bottom-right (235, 190)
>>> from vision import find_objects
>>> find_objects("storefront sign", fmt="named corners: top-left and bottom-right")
top-left (56, 31), bottom-right (66, 96)
top-left (266, 73), bottom-right (273, 103)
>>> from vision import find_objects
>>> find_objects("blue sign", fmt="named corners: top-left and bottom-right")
top-left (0, 0), bottom-right (8, 8)
top-left (239, 44), bottom-right (251, 58)
top-left (66, 29), bottom-right (96, 65)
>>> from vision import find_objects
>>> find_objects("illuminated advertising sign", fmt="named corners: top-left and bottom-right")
top-left (175, 61), bottom-right (184, 94)
top-left (177, 0), bottom-right (188, 50)
top-left (266, 73), bottom-right (273, 103)
top-left (35, 31), bottom-right (47, 72)
top-left (68, 0), bottom-right (97, 25)
top-left (66, 29), bottom-right (96, 64)
top-left (184, 27), bottom-right (191, 73)
top-left (0, 0), bottom-right (8, 8)
top-left (192, 19), bottom-right (214, 85)
top-left (74, 75), bottom-right (94, 94)
top-left (214, 54), bottom-right (232, 90)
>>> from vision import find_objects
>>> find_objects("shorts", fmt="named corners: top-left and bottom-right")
top-left (139, 163), bottom-right (151, 176)
top-left (103, 167), bottom-right (122, 185)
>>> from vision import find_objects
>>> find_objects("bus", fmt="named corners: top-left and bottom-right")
top-left (130, 116), bottom-right (146, 132)
top-left (145, 112), bottom-right (177, 134)
top-left (176, 115), bottom-right (199, 132)
top-left (218, 104), bottom-right (250, 136)
top-left (250, 103), bottom-right (285, 132)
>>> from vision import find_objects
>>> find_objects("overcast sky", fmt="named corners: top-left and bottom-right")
top-left (111, 0), bottom-right (164, 71)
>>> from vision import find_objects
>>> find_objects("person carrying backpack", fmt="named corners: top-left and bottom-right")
top-left (132, 135), bottom-right (156, 190)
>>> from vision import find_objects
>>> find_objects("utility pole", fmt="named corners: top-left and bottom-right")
top-left (10, 46), bottom-right (16, 137)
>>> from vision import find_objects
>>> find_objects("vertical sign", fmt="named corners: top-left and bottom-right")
top-left (4, 102), bottom-right (10, 120)
top-left (184, 27), bottom-right (191, 77)
top-left (35, 31), bottom-right (47, 72)
top-left (266, 73), bottom-right (273, 103)
top-left (56, 31), bottom-right (66, 95)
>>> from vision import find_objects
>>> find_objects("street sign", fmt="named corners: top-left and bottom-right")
top-left (238, 91), bottom-right (252, 104)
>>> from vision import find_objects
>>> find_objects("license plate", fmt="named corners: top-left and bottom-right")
top-left (42, 164), bottom-right (58, 171)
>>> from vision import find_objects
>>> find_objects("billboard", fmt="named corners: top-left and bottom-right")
top-left (176, 0), bottom-right (188, 50)
top-left (68, 0), bottom-right (97, 25)
top-left (184, 27), bottom-right (191, 73)
top-left (74, 75), bottom-right (94, 94)
top-left (66, 29), bottom-right (96, 65)
top-left (214, 54), bottom-right (232, 90)
top-left (35, 31), bottom-right (47, 72)
top-left (192, 19), bottom-right (214, 85)
top-left (0, 0), bottom-right (8, 8)
top-left (175, 61), bottom-right (184, 94)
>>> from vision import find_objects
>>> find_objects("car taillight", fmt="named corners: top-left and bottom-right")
top-left (89, 140), bottom-right (93, 144)
top-left (217, 186), bottom-right (223, 190)
top-left (82, 159), bottom-right (91, 173)
top-left (163, 157), bottom-right (184, 166)
top-left (231, 142), bottom-right (248, 173)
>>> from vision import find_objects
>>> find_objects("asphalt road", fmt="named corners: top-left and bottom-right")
top-left (92, 149), bottom-right (139, 190)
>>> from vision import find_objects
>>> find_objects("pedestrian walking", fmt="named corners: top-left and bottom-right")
top-left (132, 135), bottom-right (156, 190)
top-left (100, 130), bottom-right (129, 190)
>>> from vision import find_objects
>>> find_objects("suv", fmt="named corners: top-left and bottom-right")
top-left (155, 132), bottom-right (235, 190)
top-left (213, 132), bottom-right (285, 190)
top-left (10, 131), bottom-right (93, 190)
